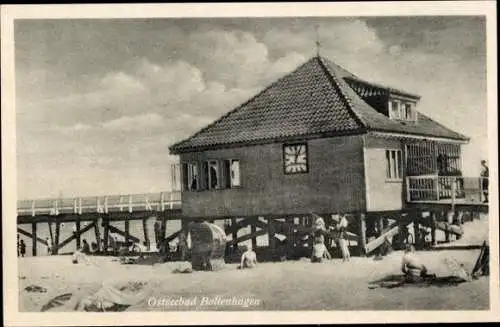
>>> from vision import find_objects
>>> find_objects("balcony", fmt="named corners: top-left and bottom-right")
top-left (406, 176), bottom-right (488, 205)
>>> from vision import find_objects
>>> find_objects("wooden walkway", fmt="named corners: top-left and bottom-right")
top-left (17, 191), bottom-right (182, 223)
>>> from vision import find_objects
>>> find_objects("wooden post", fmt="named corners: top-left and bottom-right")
top-left (160, 192), bottom-right (165, 211)
top-left (47, 221), bottom-right (54, 246)
top-left (31, 200), bottom-right (36, 217)
top-left (358, 213), bottom-right (367, 256)
top-left (251, 218), bottom-right (257, 251)
top-left (161, 217), bottom-right (167, 242)
top-left (32, 222), bottom-right (37, 256)
top-left (125, 218), bottom-right (130, 245)
top-left (445, 211), bottom-right (452, 242)
top-left (286, 217), bottom-right (295, 259)
top-left (181, 218), bottom-right (190, 261)
top-left (103, 219), bottom-right (109, 253)
top-left (406, 177), bottom-right (411, 202)
top-left (142, 218), bottom-right (150, 250)
top-left (76, 218), bottom-right (81, 249)
top-left (231, 217), bottom-right (238, 250)
top-left (431, 212), bottom-right (437, 246)
top-left (413, 214), bottom-right (420, 249)
top-left (54, 221), bottom-right (61, 255)
top-left (377, 216), bottom-right (384, 237)
top-left (268, 217), bottom-right (276, 261)
top-left (94, 218), bottom-right (101, 252)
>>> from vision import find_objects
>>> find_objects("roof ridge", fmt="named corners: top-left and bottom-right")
top-left (169, 56), bottom-right (317, 151)
top-left (317, 56), bottom-right (368, 129)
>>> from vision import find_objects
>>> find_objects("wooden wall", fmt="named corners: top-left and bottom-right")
top-left (179, 135), bottom-right (366, 218)
top-left (363, 135), bottom-right (405, 212)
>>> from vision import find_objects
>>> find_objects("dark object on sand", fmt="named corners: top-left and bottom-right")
top-left (472, 241), bottom-right (489, 278)
top-left (41, 293), bottom-right (73, 312)
top-left (25, 284), bottom-right (47, 293)
top-left (368, 273), bottom-right (467, 289)
top-left (120, 256), bottom-right (139, 264)
top-left (190, 222), bottom-right (226, 271)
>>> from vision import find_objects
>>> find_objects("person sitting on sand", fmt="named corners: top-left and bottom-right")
top-left (72, 247), bottom-right (90, 264)
top-left (311, 241), bottom-right (332, 263)
top-left (238, 245), bottom-right (257, 269)
top-left (401, 245), bottom-right (432, 282)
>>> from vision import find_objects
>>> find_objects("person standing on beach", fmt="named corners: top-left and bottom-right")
top-left (46, 237), bottom-right (52, 255)
top-left (19, 240), bottom-right (26, 257)
top-left (17, 234), bottom-right (20, 257)
top-left (480, 160), bottom-right (489, 203)
top-left (178, 231), bottom-right (188, 261)
top-left (337, 215), bottom-right (350, 261)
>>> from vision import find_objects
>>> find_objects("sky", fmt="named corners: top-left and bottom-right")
top-left (15, 16), bottom-right (487, 199)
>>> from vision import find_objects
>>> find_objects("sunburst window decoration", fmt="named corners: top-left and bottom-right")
top-left (283, 143), bottom-right (309, 174)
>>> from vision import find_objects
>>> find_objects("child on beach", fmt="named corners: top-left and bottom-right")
top-left (238, 245), bottom-right (257, 269)
top-left (311, 241), bottom-right (332, 263)
top-left (46, 237), bottom-right (52, 255)
top-left (72, 247), bottom-right (91, 265)
top-left (401, 245), bottom-right (432, 282)
top-left (19, 240), bottom-right (26, 257)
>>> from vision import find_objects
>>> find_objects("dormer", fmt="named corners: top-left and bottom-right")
top-left (343, 76), bottom-right (420, 122)
top-left (388, 96), bottom-right (418, 122)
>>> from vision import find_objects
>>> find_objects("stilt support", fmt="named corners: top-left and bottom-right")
top-left (358, 213), bottom-right (367, 257)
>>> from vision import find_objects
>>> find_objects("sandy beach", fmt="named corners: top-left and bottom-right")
top-left (18, 246), bottom-right (489, 312)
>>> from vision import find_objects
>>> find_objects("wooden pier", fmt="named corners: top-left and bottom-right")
top-left (17, 192), bottom-right (182, 256)
top-left (17, 176), bottom-right (488, 259)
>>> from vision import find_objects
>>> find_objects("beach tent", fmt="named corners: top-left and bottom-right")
top-left (190, 222), bottom-right (227, 271)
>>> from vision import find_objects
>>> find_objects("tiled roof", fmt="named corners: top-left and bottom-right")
top-left (170, 56), bottom-right (469, 153)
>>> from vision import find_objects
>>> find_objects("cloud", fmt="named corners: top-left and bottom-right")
top-left (101, 113), bottom-right (165, 131)
top-left (15, 18), bottom-right (487, 198)
top-left (100, 71), bottom-right (145, 91)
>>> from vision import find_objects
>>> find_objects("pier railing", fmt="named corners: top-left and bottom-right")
top-left (17, 191), bottom-right (182, 217)
top-left (406, 176), bottom-right (488, 203)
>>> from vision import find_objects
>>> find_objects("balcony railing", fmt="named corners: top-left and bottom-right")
top-left (406, 176), bottom-right (488, 203)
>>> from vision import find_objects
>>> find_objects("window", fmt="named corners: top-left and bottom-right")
top-left (390, 98), bottom-right (417, 121)
top-left (171, 163), bottom-right (181, 191)
top-left (390, 100), bottom-right (400, 119)
top-left (386, 149), bottom-right (403, 180)
top-left (223, 159), bottom-right (241, 188)
top-left (181, 163), bottom-right (199, 191)
top-left (404, 103), bottom-right (413, 120)
top-left (203, 160), bottom-right (220, 190)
